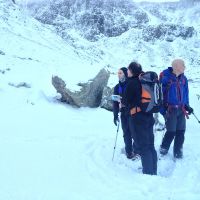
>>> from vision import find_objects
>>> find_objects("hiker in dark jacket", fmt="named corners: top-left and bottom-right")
top-left (159, 59), bottom-right (193, 159)
top-left (124, 62), bottom-right (157, 175)
top-left (113, 67), bottom-right (138, 159)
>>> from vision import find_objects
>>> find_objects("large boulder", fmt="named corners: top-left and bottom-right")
top-left (100, 86), bottom-right (114, 111)
top-left (52, 68), bottom-right (110, 108)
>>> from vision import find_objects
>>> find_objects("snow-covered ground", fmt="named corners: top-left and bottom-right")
top-left (0, 1), bottom-right (200, 200)
top-left (0, 85), bottom-right (200, 200)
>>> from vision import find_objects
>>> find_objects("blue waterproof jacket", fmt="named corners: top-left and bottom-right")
top-left (160, 67), bottom-right (189, 108)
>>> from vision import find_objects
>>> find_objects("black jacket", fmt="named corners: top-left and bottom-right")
top-left (124, 76), bottom-right (142, 111)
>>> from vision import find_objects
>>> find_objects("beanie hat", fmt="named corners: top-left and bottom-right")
top-left (120, 67), bottom-right (128, 78)
top-left (128, 62), bottom-right (142, 76)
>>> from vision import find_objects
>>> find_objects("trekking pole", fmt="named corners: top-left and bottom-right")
top-left (112, 119), bottom-right (120, 161)
top-left (192, 112), bottom-right (200, 123)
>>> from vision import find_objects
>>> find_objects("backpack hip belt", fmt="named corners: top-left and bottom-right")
top-left (130, 107), bottom-right (141, 115)
top-left (168, 104), bottom-right (182, 109)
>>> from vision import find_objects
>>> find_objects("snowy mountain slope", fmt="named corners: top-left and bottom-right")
top-left (0, 0), bottom-right (105, 93)
top-left (0, 1), bottom-right (200, 200)
top-left (25, 0), bottom-right (200, 87)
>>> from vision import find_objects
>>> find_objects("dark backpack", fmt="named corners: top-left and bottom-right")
top-left (139, 71), bottom-right (163, 113)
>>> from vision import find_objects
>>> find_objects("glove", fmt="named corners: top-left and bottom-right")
top-left (113, 116), bottom-right (119, 126)
top-left (185, 105), bottom-right (194, 115)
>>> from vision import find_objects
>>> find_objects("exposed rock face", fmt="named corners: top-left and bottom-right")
top-left (52, 68), bottom-right (110, 108)
top-left (0, 50), bottom-right (5, 55)
top-left (142, 24), bottom-right (195, 42)
top-left (8, 82), bottom-right (31, 88)
top-left (28, 0), bottom-right (197, 42)
top-left (28, 0), bottom-right (150, 41)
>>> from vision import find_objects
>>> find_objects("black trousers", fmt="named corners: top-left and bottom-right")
top-left (161, 107), bottom-right (186, 155)
top-left (121, 111), bottom-right (135, 155)
top-left (129, 112), bottom-right (157, 175)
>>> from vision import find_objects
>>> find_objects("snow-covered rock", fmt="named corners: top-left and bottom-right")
top-left (52, 68), bottom-right (110, 108)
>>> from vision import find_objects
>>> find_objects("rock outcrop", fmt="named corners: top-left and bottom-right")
top-left (100, 86), bottom-right (113, 111)
top-left (142, 24), bottom-right (195, 42)
top-left (52, 68), bottom-right (110, 108)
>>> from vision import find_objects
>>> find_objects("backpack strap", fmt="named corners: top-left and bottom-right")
top-left (159, 72), bottom-right (164, 80)
top-left (165, 79), bottom-right (173, 105)
top-left (165, 75), bottom-right (186, 106)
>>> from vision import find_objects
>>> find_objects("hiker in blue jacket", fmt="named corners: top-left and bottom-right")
top-left (113, 67), bottom-right (139, 159)
top-left (159, 59), bottom-right (193, 159)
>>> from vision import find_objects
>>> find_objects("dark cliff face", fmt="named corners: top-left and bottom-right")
top-left (22, 0), bottom-right (200, 73)
top-left (29, 0), bottom-right (145, 40)
top-left (142, 25), bottom-right (195, 42)
top-left (27, 0), bottom-right (198, 42)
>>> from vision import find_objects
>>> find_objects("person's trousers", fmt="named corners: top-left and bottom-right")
top-left (161, 107), bottom-right (186, 155)
top-left (121, 112), bottom-right (134, 155)
top-left (129, 112), bottom-right (157, 175)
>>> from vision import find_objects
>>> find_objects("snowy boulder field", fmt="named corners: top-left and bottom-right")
top-left (0, 0), bottom-right (200, 200)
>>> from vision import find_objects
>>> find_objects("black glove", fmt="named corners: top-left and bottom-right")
top-left (185, 105), bottom-right (194, 115)
top-left (113, 116), bottom-right (119, 126)
top-left (160, 106), bottom-right (167, 116)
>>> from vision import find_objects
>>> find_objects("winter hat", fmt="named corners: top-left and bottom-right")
top-left (128, 62), bottom-right (142, 76)
top-left (120, 67), bottom-right (128, 78)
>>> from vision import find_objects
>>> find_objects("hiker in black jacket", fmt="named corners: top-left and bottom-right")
top-left (113, 67), bottom-right (139, 159)
top-left (124, 62), bottom-right (157, 175)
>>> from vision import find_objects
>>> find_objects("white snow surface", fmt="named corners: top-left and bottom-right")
top-left (0, 1), bottom-right (200, 200)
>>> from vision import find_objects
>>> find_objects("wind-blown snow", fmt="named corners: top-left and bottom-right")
top-left (0, 1), bottom-right (200, 200)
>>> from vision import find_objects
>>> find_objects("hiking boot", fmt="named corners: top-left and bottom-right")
top-left (126, 152), bottom-right (135, 159)
top-left (174, 150), bottom-right (183, 159)
top-left (132, 153), bottom-right (140, 161)
top-left (126, 152), bottom-right (140, 160)
top-left (159, 147), bottom-right (168, 155)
